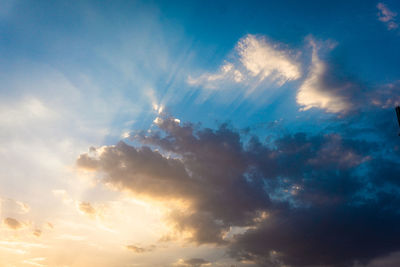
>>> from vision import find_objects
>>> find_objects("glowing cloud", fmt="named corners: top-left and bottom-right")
top-left (296, 39), bottom-right (356, 113)
top-left (237, 34), bottom-right (301, 84)
top-left (188, 34), bottom-right (300, 91)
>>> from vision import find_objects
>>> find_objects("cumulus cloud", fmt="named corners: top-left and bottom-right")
top-left (189, 34), bottom-right (398, 115)
top-left (188, 34), bottom-right (300, 91)
top-left (77, 113), bottom-right (400, 266)
top-left (377, 3), bottom-right (398, 30)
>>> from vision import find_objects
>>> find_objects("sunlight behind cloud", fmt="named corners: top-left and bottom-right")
top-left (188, 34), bottom-right (301, 93)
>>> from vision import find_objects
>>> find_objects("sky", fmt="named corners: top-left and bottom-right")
top-left (1, 0), bottom-right (400, 266)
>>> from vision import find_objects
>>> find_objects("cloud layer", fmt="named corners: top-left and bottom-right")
top-left (77, 110), bottom-right (400, 266)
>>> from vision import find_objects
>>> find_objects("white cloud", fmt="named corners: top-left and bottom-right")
top-left (188, 34), bottom-right (300, 91)
top-left (187, 62), bottom-right (243, 89)
top-left (237, 34), bottom-right (301, 84)
top-left (296, 40), bottom-right (351, 113)
top-left (377, 3), bottom-right (398, 30)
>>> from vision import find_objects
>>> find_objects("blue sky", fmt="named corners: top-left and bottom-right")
top-left (2, 0), bottom-right (400, 132)
top-left (1, 1), bottom-right (400, 267)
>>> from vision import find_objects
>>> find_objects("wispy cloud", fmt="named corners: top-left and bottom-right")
top-left (188, 34), bottom-right (300, 92)
top-left (377, 3), bottom-right (398, 30)
top-left (22, 257), bottom-right (46, 267)
top-left (0, 197), bottom-right (30, 215)
top-left (237, 34), bottom-right (301, 84)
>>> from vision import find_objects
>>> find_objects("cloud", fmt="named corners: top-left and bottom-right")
top-left (296, 39), bottom-right (400, 114)
top-left (33, 229), bottom-right (42, 237)
top-left (22, 257), bottom-right (46, 267)
top-left (370, 81), bottom-right (400, 108)
top-left (237, 34), bottom-right (301, 84)
top-left (187, 62), bottom-right (244, 89)
top-left (173, 258), bottom-right (210, 267)
top-left (3, 217), bottom-right (23, 230)
top-left (228, 201), bottom-right (400, 267)
top-left (0, 197), bottom-right (30, 215)
top-left (78, 113), bottom-right (400, 266)
top-left (189, 34), bottom-right (398, 115)
top-left (77, 202), bottom-right (96, 216)
top-left (296, 39), bottom-right (362, 114)
top-left (78, 116), bottom-right (270, 244)
top-left (188, 34), bottom-right (300, 91)
top-left (377, 3), bottom-right (398, 30)
top-left (362, 251), bottom-right (400, 267)
top-left (125, 244), bottom-right (155, 253)
top-left (307, 134), bottom-right (370, 169)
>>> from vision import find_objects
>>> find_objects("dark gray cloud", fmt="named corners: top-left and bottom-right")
top-left (229, 198), bottom-right (400, 267)
top-left (78, 118), bottom-right (270, 244)
top-left (77, 111), bottom-right (400, 266)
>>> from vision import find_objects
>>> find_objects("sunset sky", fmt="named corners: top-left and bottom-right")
top-left (1, 1), bottom-right (400, 266)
